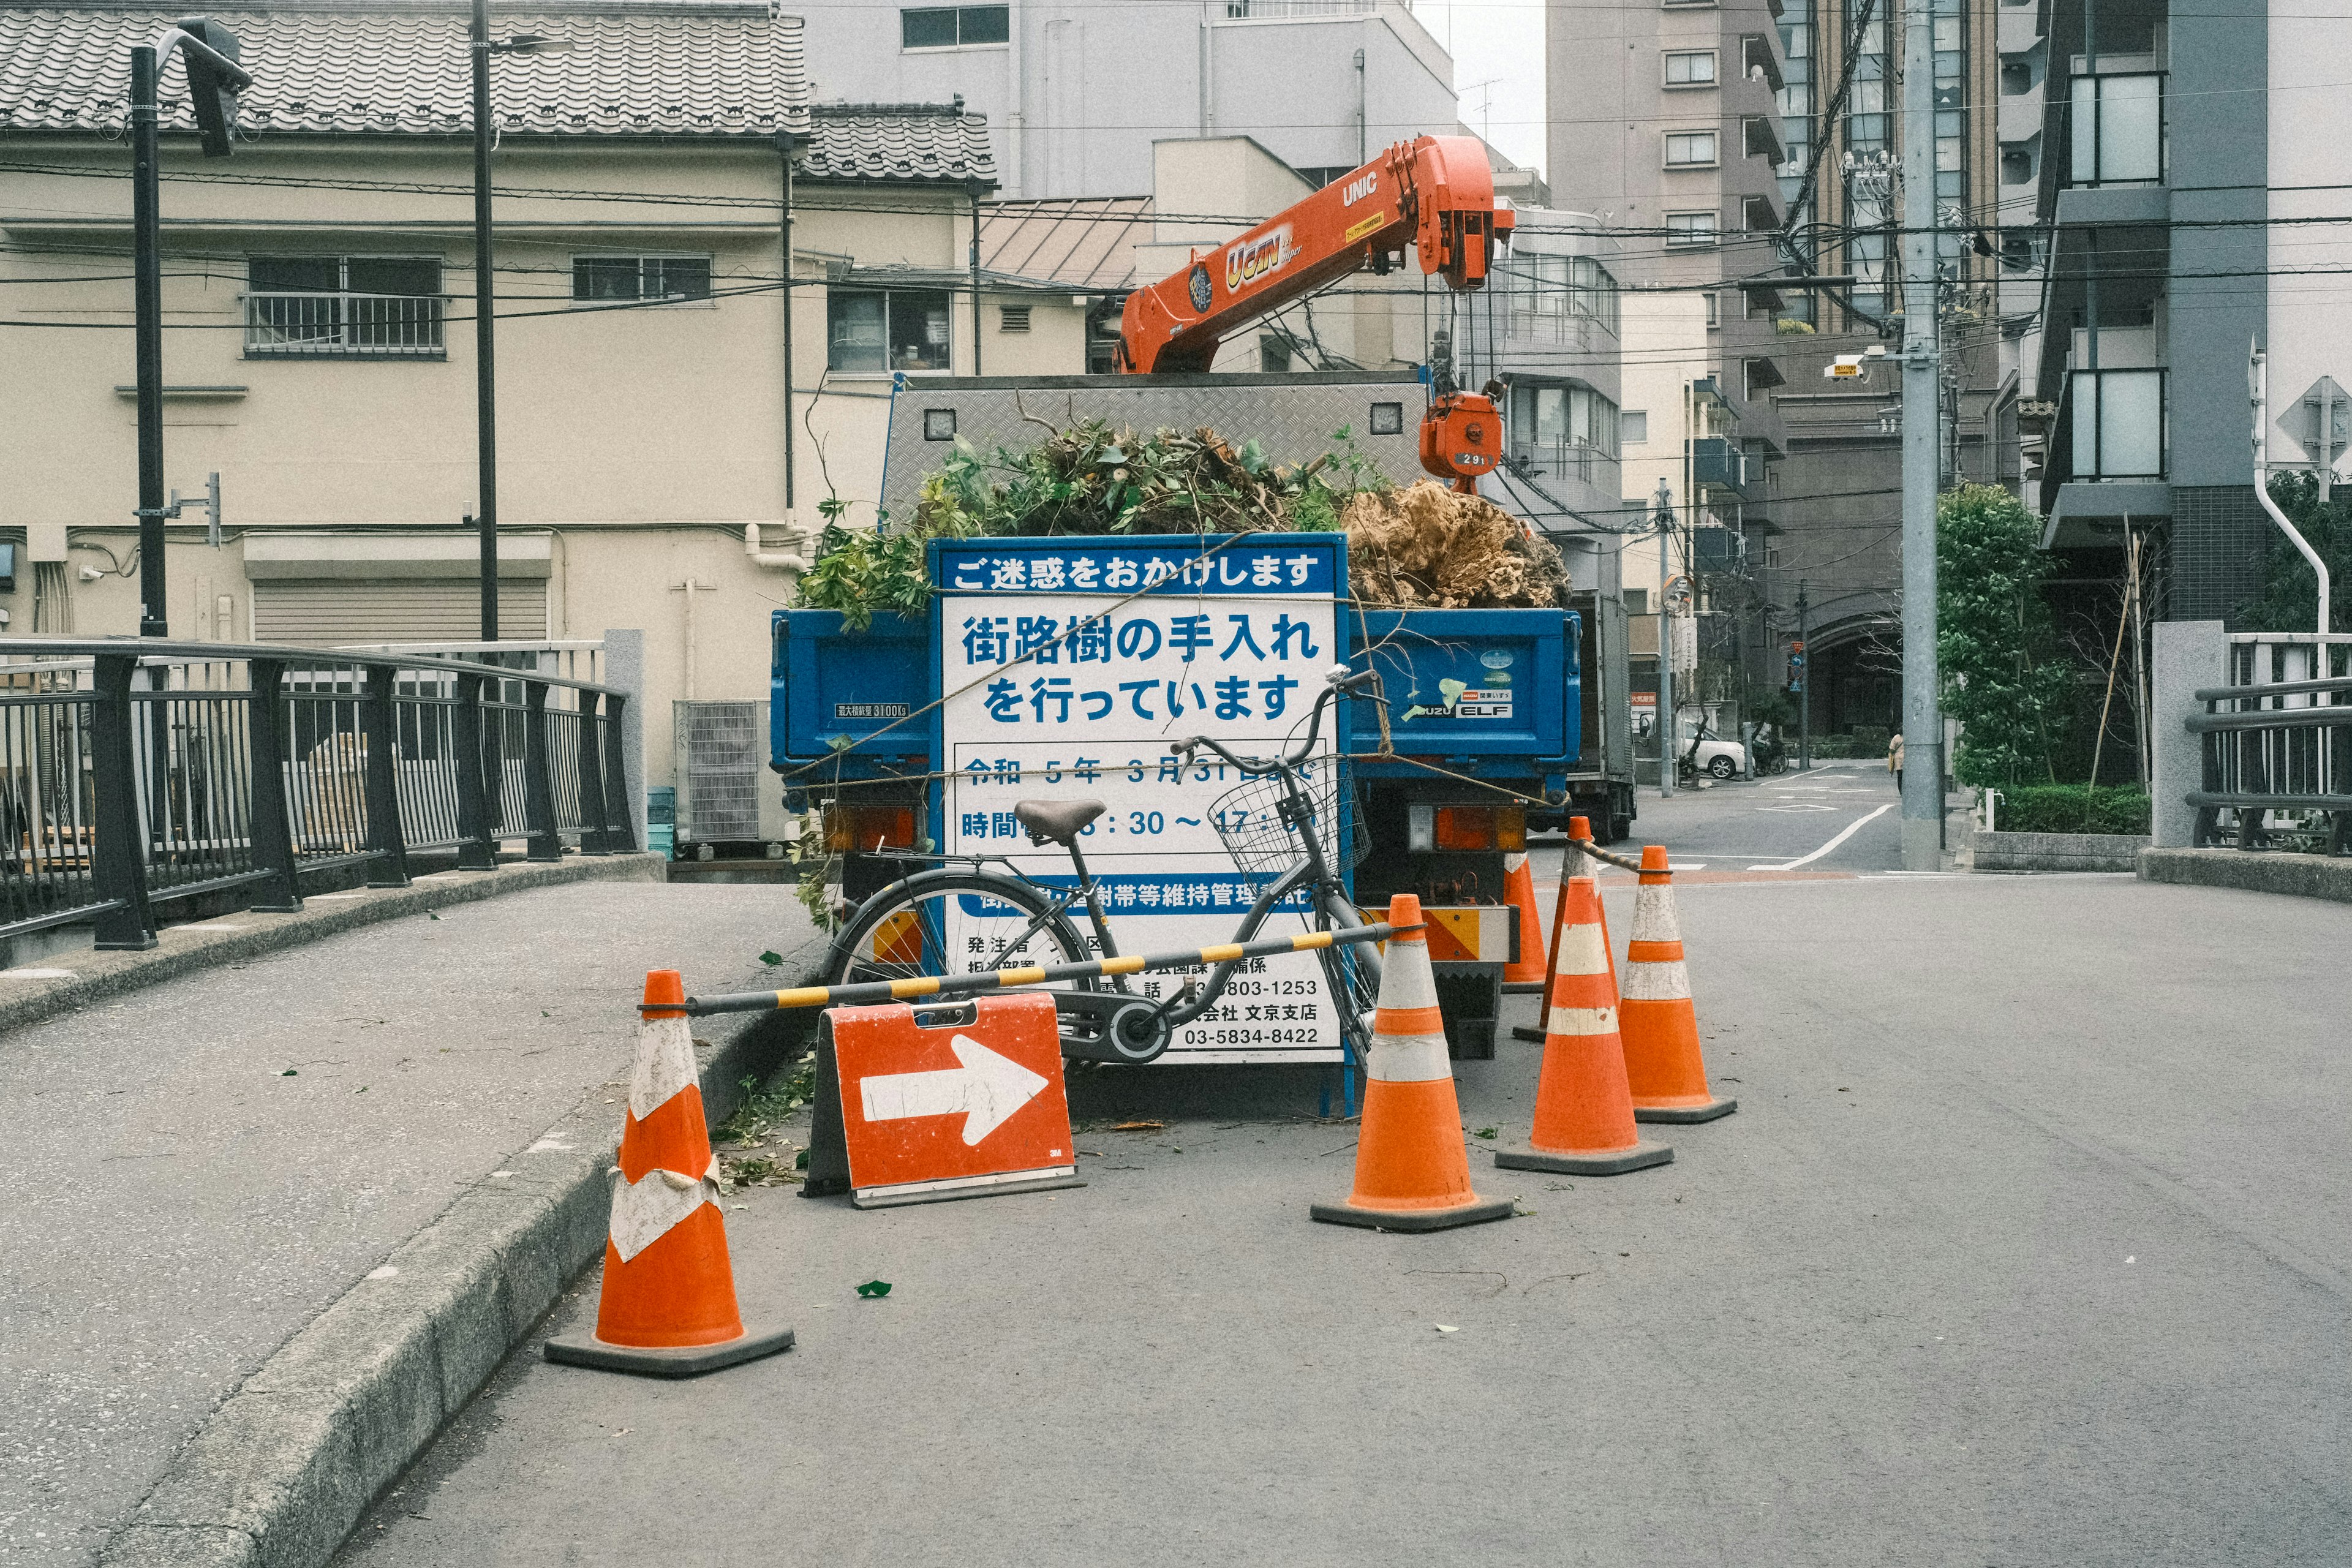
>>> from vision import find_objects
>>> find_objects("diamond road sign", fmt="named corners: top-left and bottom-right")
top-left (2278, 375), bottom-right (2350, 467)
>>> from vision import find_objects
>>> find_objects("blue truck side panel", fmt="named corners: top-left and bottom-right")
top-left (771, 610), bottom-right (927, 774)
top-left (772, 542), bottom-right (1580, 785)
top-left (1346, 609), bottom-right (1580, 772)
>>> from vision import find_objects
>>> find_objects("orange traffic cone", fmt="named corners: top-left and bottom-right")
top-left (1512, 816), bottom-right (1615, 1043)
top-left (545, 971), bottom-right (795, 1376)
top-left (1496, 876), bottom-right (1672, 1175)
top-left (1501, 850), bottom-right (1548, 992)
top-left (1313, 895), bottom-right (1513, 1232)
top-left (1619, 847), bottom-right (1738, 1124)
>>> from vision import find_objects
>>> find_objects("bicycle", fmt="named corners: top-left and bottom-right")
top-left (819, 666), bottom-right (1385, 1067)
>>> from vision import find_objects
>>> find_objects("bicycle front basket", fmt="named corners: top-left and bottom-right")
top-left (1210, 764), bottom-right (1351, 886)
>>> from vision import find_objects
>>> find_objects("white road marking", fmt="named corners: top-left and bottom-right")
top-left (1747, 803), bottom-right (1896, 870)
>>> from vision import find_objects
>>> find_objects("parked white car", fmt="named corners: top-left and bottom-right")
top-left (1678, 733), bottom-right (1749, 780)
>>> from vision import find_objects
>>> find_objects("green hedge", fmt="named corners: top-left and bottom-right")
top-left (1992, 784), bottom-right (2150, 835)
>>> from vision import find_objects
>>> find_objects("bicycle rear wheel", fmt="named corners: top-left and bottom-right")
top-left (827, 871), bottom-right (1093, 990)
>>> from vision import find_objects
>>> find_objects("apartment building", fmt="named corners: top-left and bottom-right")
top-left (787, 0), bottom-right (1463, 201)
top-left (1546, 0), bottom-right (1793, 756)
top-left (1754, 0), bottom-right (2010, 739)
top-left (2012, 0), bottom-right (2352, 628)
top-left (0, 1), bottom-right (1081, 837)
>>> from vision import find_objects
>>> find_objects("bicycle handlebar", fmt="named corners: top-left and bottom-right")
top-left (1172, 665), bottom-right (1378, 776)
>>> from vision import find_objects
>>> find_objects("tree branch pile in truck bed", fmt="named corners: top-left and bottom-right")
top-left (792, 418), bottom-right (1570, 627)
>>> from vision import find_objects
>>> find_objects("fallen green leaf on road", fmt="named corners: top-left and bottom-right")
top-left (856, 1280), bottom-right (892, 1298)
top-left (281, 1068), bottom-right (297, 1076)
top-left (1474, 1127), bottom-right (1498, 1140)
top-left (759, 951), bottom-right (783, 966)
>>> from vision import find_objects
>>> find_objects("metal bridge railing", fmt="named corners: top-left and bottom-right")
top-left (2187, 635), bottom-right (2352, 856)
top-left (0, 639), bottom-right (639, 951)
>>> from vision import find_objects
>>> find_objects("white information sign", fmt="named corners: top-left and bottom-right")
top-left (935, 537), bottom-right (1347, 1064)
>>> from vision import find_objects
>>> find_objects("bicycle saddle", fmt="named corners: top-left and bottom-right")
top-left (1014, 798), bottom-right (1106, 845)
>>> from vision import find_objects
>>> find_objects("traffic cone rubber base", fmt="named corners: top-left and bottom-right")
top-left (1633, 1096), bottom-right (1738, 1125)
top-left (1310, 1194), bottom-right (1517, 1231)
top-left (545, 1322), bottom-right (795, 1379)
top-left (1495, 1140), bottom-right (1673, 1175)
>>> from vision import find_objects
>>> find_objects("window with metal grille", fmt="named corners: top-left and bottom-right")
top-left (828, 288), bottom-right (952, 372)
top-left (571, 255), bottom-right (714, 303)
top-left (245, 255), bottom-right (444, 358)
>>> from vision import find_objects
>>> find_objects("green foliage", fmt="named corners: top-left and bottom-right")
top-left (792, 419), bottom-right (1389, 624)
top-left (1992, 784), bottom-right (2150, 835)
top-left (1937, 483), bottom-right (2075, 788)
top-left (791, 518), bottom-right (951, 631)
top-left (1746, 688), bottom-right (1796, 729)
top-left (2237, 472), bottom-right (2352, 631)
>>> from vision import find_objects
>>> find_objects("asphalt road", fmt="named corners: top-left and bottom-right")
top-left (0, 881), bottom-right (817, 1568)
top-left (1605, 759), bottom-right (1939, 876)
top-left (334, 873), bottom-right (2352, 1567)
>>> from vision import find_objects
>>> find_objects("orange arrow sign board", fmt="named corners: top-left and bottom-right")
top-left (822, 992), bottom-right (1081, 1208)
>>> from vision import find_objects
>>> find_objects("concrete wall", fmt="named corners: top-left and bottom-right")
top-left (2166, 0), bottom-right (2267, 490)
top-left (2149, 618), bottom-right (2225, 846)
top-left (2266, 0), bottom-right (2352, 486)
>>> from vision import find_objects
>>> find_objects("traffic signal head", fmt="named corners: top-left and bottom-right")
top-left (177, 17), bottom-right (243, 158)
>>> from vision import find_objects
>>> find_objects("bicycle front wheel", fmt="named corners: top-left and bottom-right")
top-left (827, 871), bottom-right (1093, 990)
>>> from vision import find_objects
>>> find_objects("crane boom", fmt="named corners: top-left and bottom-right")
top-left (1117, 134), bottom-right (1517, 493)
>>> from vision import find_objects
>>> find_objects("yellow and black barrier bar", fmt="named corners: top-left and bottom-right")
top-left (684, 922), bottom-right (1405, 1017)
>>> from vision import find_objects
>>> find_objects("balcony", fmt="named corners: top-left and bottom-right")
top-left (244, 292), bottom-right (447, 359)
top-left (1692, 435), bottom-right (1754, 494)
top-left (2069, 366), bottom-right (2167, 479)
top-left (1508, 437), bottom-right (1617, 489)
top-left (2069, 72), bottom-right (2163, 186)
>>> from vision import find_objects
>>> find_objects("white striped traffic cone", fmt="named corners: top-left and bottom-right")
top-left (545, 971), bottom-right (795, 1376)
top-left (1619, 848), bottom-right (1737, 1123)
top-left (1312, 895), bottom-right (1513, 1232)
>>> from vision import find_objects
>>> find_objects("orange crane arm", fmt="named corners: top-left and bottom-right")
top-left (1118, 134), bottom-right (1515, 375)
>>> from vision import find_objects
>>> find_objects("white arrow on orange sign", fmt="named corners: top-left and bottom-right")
top-left (858, 1035), bottom-right (1050, 1146)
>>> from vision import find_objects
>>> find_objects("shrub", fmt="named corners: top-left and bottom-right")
top-left (1939, 484), bottom-right (2075, 787)
top-left (1991, 784), bottom-right (2150, 835)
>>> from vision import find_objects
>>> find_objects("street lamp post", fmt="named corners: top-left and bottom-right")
top-left (130, 19), bottom-right (249, 636)
top-left (469, 8), bottom-right (573, 642)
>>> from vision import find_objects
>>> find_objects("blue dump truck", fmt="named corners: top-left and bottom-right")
top-left (769, 522), bottom-right (1631, 1066)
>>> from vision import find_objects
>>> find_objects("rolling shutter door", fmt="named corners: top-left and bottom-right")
top-left (252, 579), bottom-right (549, 647)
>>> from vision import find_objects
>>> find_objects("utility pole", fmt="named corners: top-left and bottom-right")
top-left (1655, 477), bottom-right (1676, 800)
top-left (130, 19), bottom-right (248, 636)
top-left (1897, 0), bottom-right (1943, 870)
top-left (1795, 578), bottom-right (1812, 771)
top-left (469, 16), bottom-right (573, 641)
top-left (471, 0), bottom-right (500, 642)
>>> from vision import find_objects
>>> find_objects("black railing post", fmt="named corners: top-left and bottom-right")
top-left (361, 665), bottom-right (413, 887)
top-left (575, 690), bottom-right (614, 855)
top-left (601, 691), bottom-right (638, 852)
top-left (90, 654), bottom-right (157, 949)
top-left (246, 658), bottom-right (304, 912)
top-left (521, 682), bottom-right (561, 862)
top-left (451, 673), bottom-right (499, 870)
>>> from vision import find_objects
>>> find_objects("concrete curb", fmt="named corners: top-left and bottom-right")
top-left (2138, 846), bottom-right (2352, 904)
top-left (0, 855), bottom-right (669, 1046)
top-left (97, 930), bottom-right (832, 1568)
top-left (1976, 831), bottom-right (2150, 873)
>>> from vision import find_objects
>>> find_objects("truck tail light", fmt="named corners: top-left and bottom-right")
top-left (825, 805), bottom-right (915, 853)
top-left (1406, 804), bottom-right (1527, 851)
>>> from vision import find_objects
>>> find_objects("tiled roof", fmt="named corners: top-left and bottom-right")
top-left (981, 196), bottom-right (1150, 291)
top-left (0, 2), bottom-right (807, 140)
top-left (799, 102), bottom-right (993, 186)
